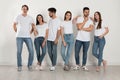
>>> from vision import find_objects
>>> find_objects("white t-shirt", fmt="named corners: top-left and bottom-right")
top-left (48, 18), bottom-right (61, 41)
top-left (76, 16), bottom-right (93, 41)
top-left (14, 14), bottom-right (34, 38)
top-left (94, 21), bottom-right (107, 36)
top-left (61, 21), bottom-right (73, 34)
top-left (36, 23), bottom-right (48, 38)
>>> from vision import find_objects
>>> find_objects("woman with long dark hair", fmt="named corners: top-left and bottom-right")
top-left (60, 11), bottom-right (74, 71)
top-left (92, 11), bottom-right (109, 72)
top-left (34, 14), bottom-right (49, 70)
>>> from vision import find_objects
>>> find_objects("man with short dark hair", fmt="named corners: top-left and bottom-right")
top-left (13, 5), bottom-right (36, 71)
top-left (74, 7), bottom-right (94, 71)
top-left (47, 7), bottom-right (61, 71)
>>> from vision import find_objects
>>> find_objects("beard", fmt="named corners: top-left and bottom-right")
top-left (49, 15), bottom-right (53, 18)
top-left (84, 14), bottom-right (89, 17)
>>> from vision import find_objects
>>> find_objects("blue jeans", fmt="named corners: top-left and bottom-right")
top-left (34, 37), bottom-right (46, 64)
top-left (61, 34), bottom-right (74, 65)
top-left (47, 40), bottom-right (57, 66)
top-left (16, 38), bottom-right (34, 67)
top-left (92, 36), bottom-right (106, 66)
top-left (75, 40), bottom-right (90, 66)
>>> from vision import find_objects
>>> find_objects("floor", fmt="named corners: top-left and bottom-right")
top-left (0, 65), bottom-right (120, 80)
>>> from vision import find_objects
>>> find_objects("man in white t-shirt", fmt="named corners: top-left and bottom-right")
top-left (47, 7), bottom-right (61, 71)
top-left (74, 7), bottom-right (94, 71)
top-left (13, 5), bottom-right (36, 71)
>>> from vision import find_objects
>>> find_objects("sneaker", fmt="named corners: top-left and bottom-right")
top-left (73, 65), bottom-right (80, 70)
top-left (82, 66), bottom-right (89, 71)
top-left (39, 66), bottom-right (43, 71)
top-left (17, 67), bottom-right (22, 72)
top-left (64, 65), bottom-right (70, 71)
top-left (35, 64), bottom-right (40, 70)
top-left (28, 66), bottom-right (33, 71)
top-left (49, 66), bottom-right (55, 71)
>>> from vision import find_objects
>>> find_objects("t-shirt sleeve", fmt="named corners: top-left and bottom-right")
top-left (76, 17), bottom-right (83, 24)
top-left (57, 20), bottom-right (61, 30)
top-left (45, 23), bottom-right (49, 29)
top-left (30, 17), bottom-right (35, 24)
top-left (89, 20), bottom-right (94, 25)
top-left (60, 21), bottom-right (64, 28)
top-left (14, 16), bottom-right (19, 24)
top-left (102, 21), bottom-right (108, 28)
top-left (48, 20), bottom-right (51, 29)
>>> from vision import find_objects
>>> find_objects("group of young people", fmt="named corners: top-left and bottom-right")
top-left (13, 5), bottom-right (109, 72)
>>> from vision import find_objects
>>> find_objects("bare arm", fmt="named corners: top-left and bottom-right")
top-left (31, 23), bottom-right (38, 36)
top-left (72, 15), bottom-right (81, 24)
top-left (54, 29), bottom-right (60, 44)
top-left (77, 21), bottom-right (86, 30)
top-left (60, 27), bottom-right (65, 42)
top-left (82, 24), bottom-right (94, 32)
top-left (44, 29), bottom-right (49, 42)
top-left (42, 29), bottom-right (49, 47)
top-left (99, 27), bottom-right (109, 38)
top-left (13, 22), bottom-right (17, 32)
top-left (77, 17), bottom-right (88, 30)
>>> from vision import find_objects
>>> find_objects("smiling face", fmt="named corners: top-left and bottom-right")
top-left (83, 10), bottom-right (89, 17)
top-left (94, 12), bottom-right (100, 21)
top-left (65, 13), bottom-right (71, 20)
top-left (37, 15), bottom-right (43, 23)
top-left (49, 11), bottom-right (54, 18)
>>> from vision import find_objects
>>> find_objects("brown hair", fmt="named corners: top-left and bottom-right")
top-left (94, 11), bottom-right (102, 29)
top-left (36, 14), bottom-right (45, 25)
top-left (22, 5), bottom-right (29, 10)
top-left (64, 11), bottom-right (72, 20)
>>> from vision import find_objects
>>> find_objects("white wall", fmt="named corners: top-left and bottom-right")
top-left (0, 0), bottom-right (120, 66)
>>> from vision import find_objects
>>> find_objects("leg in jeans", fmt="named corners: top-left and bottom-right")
top-left (65, 41), bottom-right (73, 65)
top-left (34, 38), bottom-right (41, 63)
top-left (52, 42), bottom-right (57, 66)
top-left (16, 38), bottom-right (24, 67)
top-left (47, 41), bottom-right (53, 65)
top-left (39, 38), bottom-right (46, 64)
top-left (75, 40), bottom-right (82, 65)
top-left (24, 38), bottom-right (34, 67)
top-left (65, 34), bottom-right (74, 65)
top-left (98, 37), bottom-right (106, 66)
top-left (92, 37), bottom-right (99, 59)
top-left (82, 41), bottom-right (90, 66)
top-left (61, 42), bottom-right (66, 62)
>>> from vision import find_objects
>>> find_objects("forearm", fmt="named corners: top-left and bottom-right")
top-left (32, 23), bottom-right (37, 32)
top-left (44, 30), bottom-right (49, 42)
top-left (82, 25), bottom-right (93, 32)
top-left (60, 28), bottom-right (65, 42)
top-left (13, 23), bottom-right (17, 32)
top-left (55, 30), bottom-right (60, 40)
top-left (82, 27), bottom-right (92, 32)
top-left (77, 21), bottom-right (86, 30)
top-left (101, 28), bottom-right (109, 37)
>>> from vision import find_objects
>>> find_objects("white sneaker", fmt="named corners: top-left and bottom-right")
top-left (73, 65), bottom-right (80, 70)
top-left (82, 66), bottom-right (89, 71)
top-left (39, 66), bottom-right (43, 71)
top-left (35, 64), bottom-right (40, 70)
top-left (50, 66), bottom-right (55, 71)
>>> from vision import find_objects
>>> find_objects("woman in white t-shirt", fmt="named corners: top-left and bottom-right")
top-left (92, 11), bottom-right (109, 72)
top-left (34, 14), bottom-right (49, 70)
top-left (60, 11), bottom-right (74, 71)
